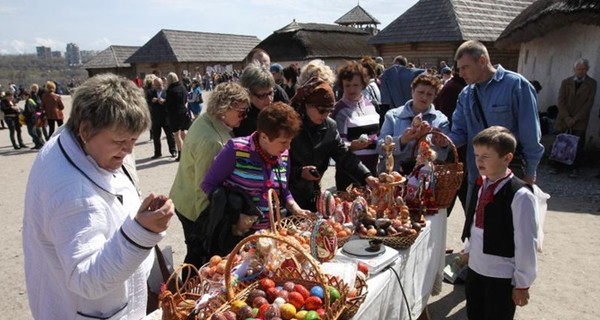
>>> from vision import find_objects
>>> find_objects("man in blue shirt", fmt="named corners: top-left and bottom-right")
top-left (446, 40), bottom-right (544, 214)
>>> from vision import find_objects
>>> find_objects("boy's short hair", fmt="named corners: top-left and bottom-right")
top-left (472, 126), bottom-right (516, 156)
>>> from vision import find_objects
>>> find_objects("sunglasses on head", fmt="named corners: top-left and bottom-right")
top-left (252, 90), bottom-right (274, 99)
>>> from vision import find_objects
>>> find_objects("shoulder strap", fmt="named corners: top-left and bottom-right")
top-left (153, 245), bottom-right (171, 281)
top-left (472, 86), bottom-right (489, 128)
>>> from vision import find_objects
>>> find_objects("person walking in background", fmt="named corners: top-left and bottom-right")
top-left (380, 55), bottom-right (425, 109)
top-left (169, 82), bottom-right (250, 268)
top-left (243, 48), bottom-right (290, 104)
top-left (282, 64), bottom-right (299, 99)
top-left (553, 58), bottom-right (597, 178)
top-left (446, 40), bottom-right (543, 219)
top-left (22, 73), bottom-right (175, 319)
top-left (148, 77), bottom-right (177, 159)
top-left (30, 83), bottom-right (48, 140)
top-left (461, 126), bottom-right (538, 320)
top-left (188, 79), bottom-right (203, 119)
top-left (165, 72), bottom-right (190, 161)
top-left (19, 91), bottom-right (45, 150)
top-left (332, 61), bottom-right (380, 190)
top-left (40, 80), bottom-right (65, 137)
top-left (0, 91), bottom-right (26, 149)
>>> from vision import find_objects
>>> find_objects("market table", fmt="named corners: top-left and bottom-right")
top-left (144, 211), bottom-right (447, 320)
top-left (351, 211), bottom-right (447, 320)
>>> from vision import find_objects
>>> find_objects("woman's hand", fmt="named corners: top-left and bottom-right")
top-left (135, 193), bottom-right (174, 233)
top-left (301, 166), bottom-right (320, 181)
top-left (399, 127), bottom-right (419, 145)
top-left (287, 201), bottom-right (313, 217)
top-left (513, 288), bottom-right (530, 307)
top-left (349, 139), bottom-right (371, 151)
top-left (364, 175), bottom-right (379, 189)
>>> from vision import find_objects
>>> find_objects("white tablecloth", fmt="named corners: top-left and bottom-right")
top-left (351, 211), bottom-right (447, 320)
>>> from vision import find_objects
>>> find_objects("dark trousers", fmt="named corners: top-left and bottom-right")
top-left (47, 119), bottom-right (63, 137)
top-left (176, 211), bottom-right (207, 269)
top-left (5, 117), bottom-right (24, 148)
top-left (151, 119), bottom-right (176, 156)
top-left (26, 120), bottom-right (45, 147)
top-left (466, 268), bottom-right (516, 320)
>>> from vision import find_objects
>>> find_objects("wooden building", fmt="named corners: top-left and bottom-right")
top-left (83, 45), bottom-right (139, 78)
top-left (335, 4), bottom-right (381, 35)
top-left (256, 21), bottom-right (375, 68)
top-left (125, 29), bottom-right (260, 78)
top-left (496, 0), bottom-right (600, 148)
top-left (368, 0), bottom-right (534, 70)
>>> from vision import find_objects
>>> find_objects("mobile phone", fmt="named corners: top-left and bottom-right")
top-left (308, 168), bottom-right (320, 178)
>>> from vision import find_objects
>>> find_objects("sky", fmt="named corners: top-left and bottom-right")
top-left (0, 0), bottom-right (419, 55)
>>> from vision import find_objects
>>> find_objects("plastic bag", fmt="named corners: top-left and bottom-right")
top-left (549, 133), bottom-right (579, 165)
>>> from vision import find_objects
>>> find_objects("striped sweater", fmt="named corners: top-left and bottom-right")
top-left (201, 133), bottom-right (294, 230)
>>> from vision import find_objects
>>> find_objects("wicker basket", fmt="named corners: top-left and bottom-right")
top-left (213, 233), bottom-right (348, 319)
top-left (159, 264), bottom-right (225, 320)
top-left (414, 131), bottom-right (464, 209)
top-left (340, 275), bottom-right (368, 320)
top-left (359, 230), bottom-right (420, 250)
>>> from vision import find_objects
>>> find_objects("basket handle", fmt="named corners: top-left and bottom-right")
top-left (267, 188), bottom-right (282, 233)
top-left (413, 130), bottom-right (459, 164)
top-left (165, 263), bottom-right (200, 296)
top-left (223, 233), bottom-right (330, 308)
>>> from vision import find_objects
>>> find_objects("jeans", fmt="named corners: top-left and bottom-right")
top-left (26, 120), bottom-right (45, 147)
top-left (5, 117), bottom-right (24, 148)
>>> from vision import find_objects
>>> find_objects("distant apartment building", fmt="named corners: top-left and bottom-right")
top-left (51, 51), bottom-right (62, 58)
top-left (36, 46), bottom-right (52, 59)
top-left (66, 43), bottom-right (82, 66)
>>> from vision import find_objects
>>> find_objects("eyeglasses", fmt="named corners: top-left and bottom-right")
top-left (252, 90), bottom-right (274, 100)
top-left (232, 107), bottom-right (249, 118)
top-left (316, 107), bottom-right (334, 115)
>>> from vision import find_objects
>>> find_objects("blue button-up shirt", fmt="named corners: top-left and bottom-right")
top-left (448, 65), bottom-right (544, 184)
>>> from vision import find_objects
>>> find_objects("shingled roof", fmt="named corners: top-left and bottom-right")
top-left (335, 4), bottom-right (381, 25)
top-left (496, 0), bottom-right (600, 47)
top-left (257, 21), bottom-right (374, 61)
top-left (369, 0), bottom-right (534, 45)
top-left (125, 29), bottom-right (260, 64)
top-left (84, 45), bottom-right (139, 69)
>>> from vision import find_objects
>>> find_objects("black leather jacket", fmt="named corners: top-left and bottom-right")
top-left (289, 115), bottom-right (371, 211)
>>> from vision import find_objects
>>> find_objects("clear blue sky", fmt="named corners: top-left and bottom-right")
top-left (0, 0), bottom-right (418, 55)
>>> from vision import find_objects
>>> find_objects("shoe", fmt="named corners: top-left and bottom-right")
top-left (568, 169), bottom-right (580, 179)
top-left (170, 152), bottom-right (178, 158)
top-left (175, 155), bottom-right (180, 162)
top-left (19, 144), bottom-right (28, 148)
top-left (31, 145), bottom-right (42, 150)
top-left (13, 146), bottom-right (21, 150)
top-left (150, 154), bottom-right (162, 159)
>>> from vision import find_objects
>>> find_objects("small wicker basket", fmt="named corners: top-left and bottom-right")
top-left (359, 230), bottom-right (421, 250)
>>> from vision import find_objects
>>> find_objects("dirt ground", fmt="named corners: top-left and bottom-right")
top-left (1, 95), bottom-right (599, 319)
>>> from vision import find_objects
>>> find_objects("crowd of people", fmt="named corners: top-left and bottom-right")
top-left (16, 39), bottom-right (598, 319)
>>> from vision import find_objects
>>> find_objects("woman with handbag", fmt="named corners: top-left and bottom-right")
top-left (202, 102), bottom-right (311, 231)
top-left (40, 80), bottom-right (65, 137)
top-left (170, 82), bottom-right (250, 268)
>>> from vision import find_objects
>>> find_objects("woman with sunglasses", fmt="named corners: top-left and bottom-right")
top-left (169, 82), bottom-right (250, 267)
top-left (289, 72), bottom-right (379, 212)
top-left (202, 102), bottom-right (310, 232)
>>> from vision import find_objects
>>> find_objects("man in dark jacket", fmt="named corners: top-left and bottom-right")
top-left (147, 77), bottom-right (176, 159)
top-left (289, 80), bottom-right (378, 211)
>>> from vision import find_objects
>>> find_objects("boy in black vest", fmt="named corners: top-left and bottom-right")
top-left (461, 126), bottom-right (538, 320)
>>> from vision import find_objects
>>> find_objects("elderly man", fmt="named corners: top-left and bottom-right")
top-left (446, 40), bottom-right (544, 214)
top-left (554, 58), bottom-right (597, 178)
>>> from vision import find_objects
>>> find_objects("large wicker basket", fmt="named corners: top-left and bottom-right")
top-left (213, 233), bottom-right (348, 319)
top-left (340, 275), bottom-right (368, 320)
top-left (415, 131), bottom-right (464, 209)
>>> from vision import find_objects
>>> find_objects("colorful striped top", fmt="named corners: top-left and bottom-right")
top-left (201, 133), bottom-right (294, 230)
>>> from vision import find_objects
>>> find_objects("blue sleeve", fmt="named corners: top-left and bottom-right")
top-left (201, 139), bottom-right (236, 195)
top-left (513, 82), bottom-right (544, 177)
top-left (448, 92), bottom-right (469, 148)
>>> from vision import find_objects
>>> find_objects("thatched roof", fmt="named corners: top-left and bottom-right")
top-left (257, 21), bottom-right (374, 61)
top-left (369, 0), bottom-right (534, 45)
top-left (125, 29), bottom-right (260, 64)
top-left (84, 45), bottom-right (139, 69)
top-left (335, 5), bottom-right (380, 25)
top-left (496, 0), bottom-right (600, 47)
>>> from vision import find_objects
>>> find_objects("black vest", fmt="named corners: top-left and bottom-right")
top-left (462, 177), bottom-right (532, 258)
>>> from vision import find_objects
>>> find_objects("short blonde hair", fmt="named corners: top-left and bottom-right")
top-left (206, 82), bottom-right (250, 118)
top-left (45, 81), bottom-right (56, 92)
top-left (166, 72), bottom-right (179, 87)
top-left (298, 59), bottom-right (335, 86)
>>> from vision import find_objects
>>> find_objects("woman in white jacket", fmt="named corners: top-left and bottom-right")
top-left (22, 73), bottom-right (175, 319)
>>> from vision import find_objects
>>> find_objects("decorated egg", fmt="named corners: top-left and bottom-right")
top-left (350, 196), bottom-right (368, 226)
top-left (310, 219), bottom-right (337, 262)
